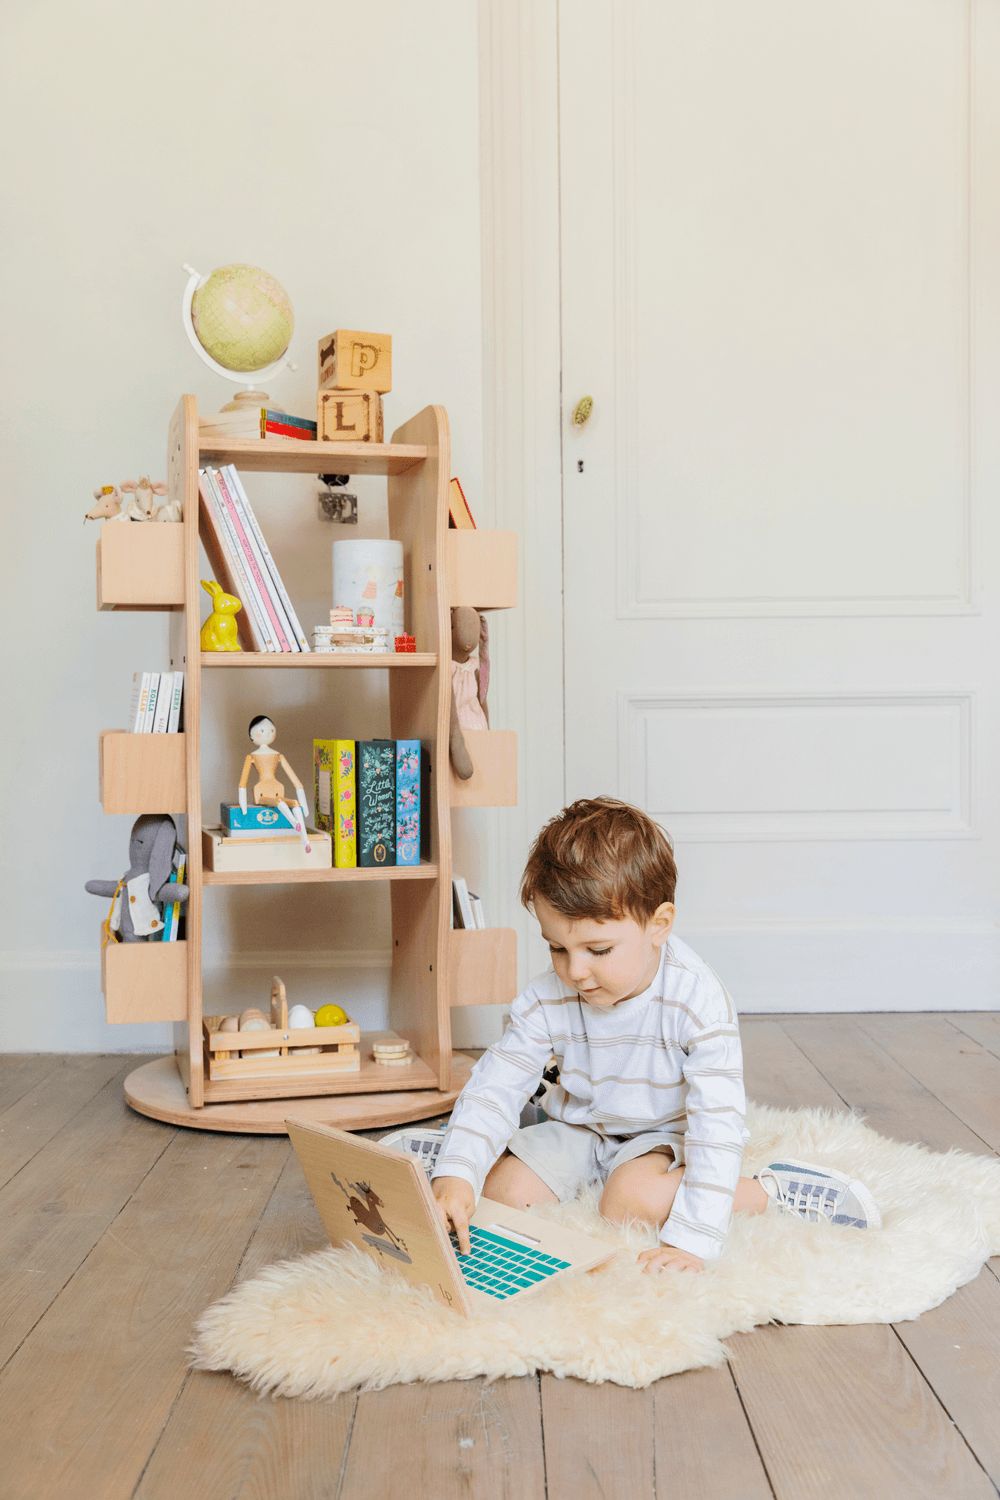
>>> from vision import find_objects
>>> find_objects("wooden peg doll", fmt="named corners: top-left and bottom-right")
top-left (238, 715), bottom-right (312, 853)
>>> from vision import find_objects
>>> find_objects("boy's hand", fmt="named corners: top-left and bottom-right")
top-left (432, 1176), bottom-right (475, 1255)
top-left (637, 1246), bottom-right (705, 1274)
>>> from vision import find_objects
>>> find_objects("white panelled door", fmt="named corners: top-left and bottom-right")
top-left (558, 0), bottom-right (1000, 1008)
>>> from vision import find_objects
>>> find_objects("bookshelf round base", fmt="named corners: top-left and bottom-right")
top-left (123, 1053), bottom-right (474, 1134)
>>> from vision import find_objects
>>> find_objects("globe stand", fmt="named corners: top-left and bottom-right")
top-left (182, 264), bottom-right (295, 418)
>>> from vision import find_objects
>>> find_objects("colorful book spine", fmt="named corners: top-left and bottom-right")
top-left (161, 856), bottom-right (184, 941)
top-left (214, 466), bottom-right (294, 652)
top-left (142, 673), bottom-right (159, 732)
top-left (226, 466), bottom-right (310, 652)
top-left (151, 672), bottom-right (172, 733)
top-left (131, 671), bottom-right (151, 732)
top-left (167, 671), bottom-right (184, 732)
top-left (198, 471), bottom-right (268, 651)
top-left (209, 468), bottom-right (283, 651)
top-left (334, 740), bottom-right (357, 868)
top-left (395, 740), bottom-right (421, 866)
top-left (261, 411), bottom-right (318, 439)
top-left (357, 740), bottom-right (395, 866)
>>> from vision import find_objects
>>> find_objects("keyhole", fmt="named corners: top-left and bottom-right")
top-left (577, 459), bottom-right (584, 473)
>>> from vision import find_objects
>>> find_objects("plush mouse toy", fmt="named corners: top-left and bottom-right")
top-left (86, 814), bottom-right (189, 942)
top-left (449, 606), bottom-right (489, 780)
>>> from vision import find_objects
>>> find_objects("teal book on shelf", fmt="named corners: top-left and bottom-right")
top-left (357, 740), bottom-right (396, 867)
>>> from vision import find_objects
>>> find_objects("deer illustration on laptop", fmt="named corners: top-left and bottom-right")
top-left (330, 1171), bottom-right (412, 1264)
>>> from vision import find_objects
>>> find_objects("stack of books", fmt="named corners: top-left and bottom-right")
top-left (313, 739), bottom-right (425, 869)
top-left (199, 407), bottom-right (318, 441)
top-left (129, 671), bottom-right (184, 733)
top-left (198, 465), bottom-right (310, 653)
top-left (160, 848), bottom-right (185, 941)
top-left (452, 875), bottom-right (486, 929)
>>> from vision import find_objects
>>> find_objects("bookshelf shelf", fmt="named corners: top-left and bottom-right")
top-left (198, 437), bottom-right (427, 476)
top-left (201, 652), bottom-right (438, 669)
top-left (203, 862), bottom-right (440, 887)
top-left (97, 394), bottom-right (519, 1133)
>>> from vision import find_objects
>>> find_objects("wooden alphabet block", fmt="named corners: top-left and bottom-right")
top-left (317, 389), bottom-right (384, 443)
top-left (317, 329), bottom-right (392, 393)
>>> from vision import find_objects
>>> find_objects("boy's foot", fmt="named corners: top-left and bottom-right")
top-left (755, 1158), bottom-right (882, 1230)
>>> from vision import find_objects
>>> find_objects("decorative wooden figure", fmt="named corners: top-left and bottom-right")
top-left (317, 330), bottom-right (392, 393)
top-left (317, 389), bottom-right (384, 443)
top-left (238, 714), bottom-right (312, 851)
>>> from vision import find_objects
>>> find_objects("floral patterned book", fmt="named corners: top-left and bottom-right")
top-left (395, 740), bottom-right (421, 867)
top-left (313, 738), bottom-right (357, 868)
top-left (357, 740), bottom-right (396, 867)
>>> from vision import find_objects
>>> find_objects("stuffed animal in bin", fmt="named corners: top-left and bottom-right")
top-left (449, 606), bottom-right (489, 780)
top-left (86, 814), bottom-right (189, 942)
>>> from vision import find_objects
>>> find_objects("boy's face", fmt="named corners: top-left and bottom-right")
top-left (533, 895), bottom-right (675, 1008)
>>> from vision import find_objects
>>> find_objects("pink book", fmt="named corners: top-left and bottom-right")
top-left (214, 469), bottom-right (292, 651)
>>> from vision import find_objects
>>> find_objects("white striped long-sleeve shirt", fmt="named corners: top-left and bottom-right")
top-left (432, 936), bottom-right (748, 1262)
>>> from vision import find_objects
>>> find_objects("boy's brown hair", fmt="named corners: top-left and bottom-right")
top-left (520, 797), bottom-right (677, 924)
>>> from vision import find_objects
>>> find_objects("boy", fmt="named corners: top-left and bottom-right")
top-left (432, 797), bottom-right (880, 1273)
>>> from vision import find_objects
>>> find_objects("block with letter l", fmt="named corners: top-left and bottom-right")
top-left (317, 389), bottom-right (384, 443)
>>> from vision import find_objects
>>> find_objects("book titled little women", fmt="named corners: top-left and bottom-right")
top-left (395, 740), bottom-right (421, 866)
top-left (357, 740), bottom-right (396, 866)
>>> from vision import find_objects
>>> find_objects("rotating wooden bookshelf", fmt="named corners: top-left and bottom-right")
top-left (97, 395), bottom-right (518, 1132)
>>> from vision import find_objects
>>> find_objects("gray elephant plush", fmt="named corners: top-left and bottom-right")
top-left (86, 814), bottom-right (189, 942)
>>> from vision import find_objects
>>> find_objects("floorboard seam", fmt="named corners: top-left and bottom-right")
top-left (334, 1393), bottom-right (359, 1500)
top-left (942, 1015), bottom-right (1000, 1066)
top-left (0, 1060), bottom-right (135, 1194)
top-left (725, 1359), bottom-right (778, 1499)
top-left (0, 1119), bottom-right (178, 1379)
top-left (0, 1058), bottom-right (63, 1118)
top-left (888, 1322), bottom-right (997, 1491)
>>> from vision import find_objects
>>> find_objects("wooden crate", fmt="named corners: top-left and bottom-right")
top-left (448, 928), bottom-right (518, 1007)
top-left (203, 978), bottom-right (362, 1082)
top-left (102, 939), bottom-right (187, 1024)
top-left (450, 730), bottom-right (518, 808)
top-left (96, 523), bottom-right (185, 610)
top-left (100, 731), bottom-right (186, 815)
top-left (447, 531), bottom-right (518, 610)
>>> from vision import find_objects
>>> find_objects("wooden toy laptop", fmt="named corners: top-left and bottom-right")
top-left (285, 1118), bottom-right (614, 1316)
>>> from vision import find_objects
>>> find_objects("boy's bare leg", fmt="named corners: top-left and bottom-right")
top-left (599, 1150), bottom-right (767, 1229)
top-left (483, 1150), bottom-right (559, 1210)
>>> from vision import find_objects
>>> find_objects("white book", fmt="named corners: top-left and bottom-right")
top-left (452, 875), bottom-right (475, 930)
top-left (142, 673), bottom-right (160, 733)
top-left (167, 671), bottom-right (184, 732)
top-left (226, 466), bottom-right (311, 652)
top-left (129, 671), bottom-right (148, 733)
top-left (201, 469), bottom-right (276, 652)
top-left (152, 672), bottom-right (172, 734)
top-left (469, 893), bottom-right (486, 930)
top-left (215, 466), bottom-right (296, 652)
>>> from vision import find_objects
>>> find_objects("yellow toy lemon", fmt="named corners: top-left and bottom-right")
top-left (315, 1004), bottom-right (349, 1027)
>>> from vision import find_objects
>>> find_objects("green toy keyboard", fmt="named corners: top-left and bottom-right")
top-left (450, 1223), bottom-right (570, 1299)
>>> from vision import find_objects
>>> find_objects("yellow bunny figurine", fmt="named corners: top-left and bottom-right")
top-left (200, 579), bottom-right (243, 652)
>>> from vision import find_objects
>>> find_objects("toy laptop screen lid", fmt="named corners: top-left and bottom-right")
top-left (285, 1116), bottom-right (474, 1314)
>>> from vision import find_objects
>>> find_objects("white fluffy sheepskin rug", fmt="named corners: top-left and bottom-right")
top-left (190, 1102), bottom-right (1000, 1398)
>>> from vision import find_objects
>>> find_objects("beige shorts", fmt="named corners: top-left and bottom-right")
top-left (504, 1118), bottom-right (686, 1203)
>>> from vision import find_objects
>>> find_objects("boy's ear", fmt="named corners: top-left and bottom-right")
top-left (650, 902), bottom-right (675, 946)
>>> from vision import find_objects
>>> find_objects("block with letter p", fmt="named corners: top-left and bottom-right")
top-left (317, 389), bottom-right (384, 443)
top-left (317, 329), bottom-right (392, 393)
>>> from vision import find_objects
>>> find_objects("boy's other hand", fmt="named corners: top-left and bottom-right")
top-left (432, 1176), bottom-right (475, 1255)
top-left (637, 1245), bottom-right (705, 1274)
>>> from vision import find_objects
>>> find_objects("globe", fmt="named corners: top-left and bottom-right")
top-left (181, 262), bottom-right (295, 410)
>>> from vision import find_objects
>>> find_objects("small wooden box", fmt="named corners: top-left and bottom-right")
top-left (317, 390), bottom-right (384, 443)
top-left (450, 730), bottom-right (518, 808)
top-left (202, 827), bottom-right (332, 873)
top-left (447, 531), bottom-right (518, 610)
top-left (102, 939), bottom-right (187, 1024)
top-left (317, 329), bottom-right (392, 393)
top-left (449, 928), bottom-right (518, 1007)
top-left (203, 978), bottom-right (362, 1081)
top-left (96, 524), bottom-right (185, 610)
top-left (100, 731), bottom-right (187, 814)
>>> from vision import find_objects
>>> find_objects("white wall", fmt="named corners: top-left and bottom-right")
top-left (1, 0), bottom-right (499, 1049)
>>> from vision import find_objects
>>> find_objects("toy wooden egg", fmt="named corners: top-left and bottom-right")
top-left (219, 1015), bottom-right (239, 1033)
top-left (240, 1013), bottom-right (279, 1058)
top-left (239, 1007), bottom-right (269, 1026)
top-left (288, 1004), bottom-right (315, 1029)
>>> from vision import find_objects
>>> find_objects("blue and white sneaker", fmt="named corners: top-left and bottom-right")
top-left (755, 1158), bottom-right (881, 1230)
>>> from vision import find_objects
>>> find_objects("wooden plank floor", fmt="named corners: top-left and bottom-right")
top-left (2, 1015), bottom-right (998, 1500)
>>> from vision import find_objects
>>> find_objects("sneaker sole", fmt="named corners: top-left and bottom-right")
top-left (767, 1156), bottom-right (882, 1231)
